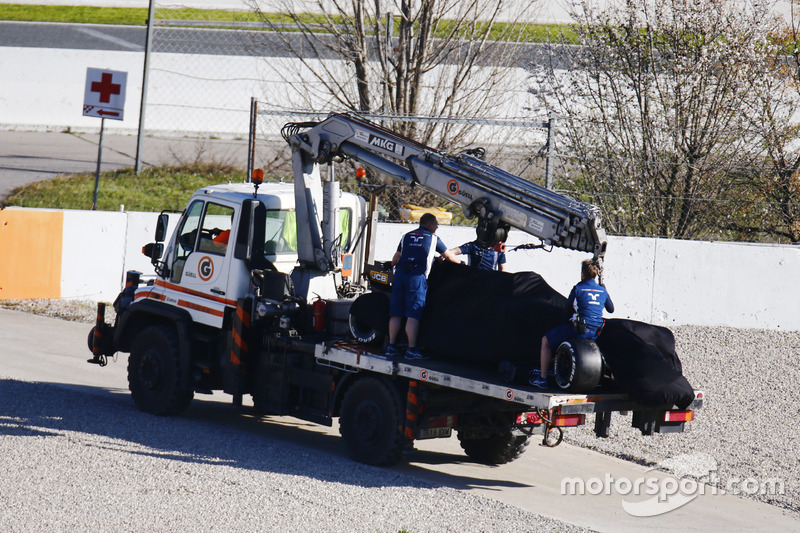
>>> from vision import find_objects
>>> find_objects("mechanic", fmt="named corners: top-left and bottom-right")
top-left (530, 258), bottom-right (614, 388)
top-left (386, 213), bottom-right (458, 360)
top-left (447, 233), bottom-right (507, 271)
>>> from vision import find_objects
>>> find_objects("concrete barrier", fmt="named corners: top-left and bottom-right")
top-left (0, 209), bottom-right (64, 299)
top-left (2, 207), bottom-right (798, 331)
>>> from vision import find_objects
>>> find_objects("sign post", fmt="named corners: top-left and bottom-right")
top-left (83, 68), bottom-right (127, 210)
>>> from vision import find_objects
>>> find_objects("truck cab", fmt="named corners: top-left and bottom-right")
top-left (145, 182), bottom-right (365, 328)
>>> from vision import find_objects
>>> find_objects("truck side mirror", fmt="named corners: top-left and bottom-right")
top-left (155, 213), bottom-right (169, 242)
top-left (142, 242), bottom-right (164, 261)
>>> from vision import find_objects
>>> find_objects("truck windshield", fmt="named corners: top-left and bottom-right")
top-left (264, 208), bottom-right (352, 255)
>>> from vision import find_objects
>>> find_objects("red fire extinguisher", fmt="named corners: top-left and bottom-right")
top-left (312, 298), bottom-right (326, 332)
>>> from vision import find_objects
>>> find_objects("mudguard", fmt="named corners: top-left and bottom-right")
top-left (114, 299), bottom-right (195, 389)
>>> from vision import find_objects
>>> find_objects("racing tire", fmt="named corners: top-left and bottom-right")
top-left (553, 338), bottom-right (603, 393)
top-left (87, 329), bottom-right (95, 352)
top-left (128, 324), bottom-right (193, 416)
top-left (349, 312), bottom-right (383, 345)
top-left (339, 377), bottom-right (405, 466)
top-left (457, 431), bottom-right (531, 465)
top-left (348, 292), bottom-right (389, 346)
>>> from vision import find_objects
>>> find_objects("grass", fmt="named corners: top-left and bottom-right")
top-left (1, 163), bottom-right (251, 212)
top-left (0, 4), bottom-right (150, 25)
top-left (0, 3), bottom-right (574, 43)
top-left (0, 4), bottom-right (260, 26)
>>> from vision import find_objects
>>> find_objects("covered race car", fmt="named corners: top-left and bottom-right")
top-left (353, 260), bottom-right (695, 409)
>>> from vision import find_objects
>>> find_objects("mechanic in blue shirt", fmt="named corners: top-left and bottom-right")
top-left (530, 258), bottom-right (614, 388)
top-left (448, 236), bottom-right (507, 271)
top-left (386, 213), bottom-right (458, 360)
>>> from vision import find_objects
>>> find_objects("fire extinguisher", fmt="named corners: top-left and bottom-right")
top-left (312, 298), bottom-right (326, 332)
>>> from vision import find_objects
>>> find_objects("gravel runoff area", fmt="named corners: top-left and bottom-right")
top-left (1, 299), bottom-right (799, 528)
top-left (565, 325), bottom-right (800, 517)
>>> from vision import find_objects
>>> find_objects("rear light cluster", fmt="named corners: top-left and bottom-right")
top-left (664, 410), bottom-right (694, 422)
top-left (516, 412), bottom-right (585, 427)
top-left (428, 415), bottom-right (456, 428)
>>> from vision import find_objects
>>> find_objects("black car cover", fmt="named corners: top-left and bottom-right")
top-left (596, 319), bottom-right (695, 409)
top-left (417, 261), bottom-right (695, 408)
top-left (419, 260), bottom-right (570, 363)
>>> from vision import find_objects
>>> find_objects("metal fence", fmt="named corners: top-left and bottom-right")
top-left (137, 1), bottom-right (544, 167)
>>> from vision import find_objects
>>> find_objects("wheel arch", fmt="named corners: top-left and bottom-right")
top-left (331, 372), bottom-right (407, 419)
top-left (115, 300), bottom-right (194, 389)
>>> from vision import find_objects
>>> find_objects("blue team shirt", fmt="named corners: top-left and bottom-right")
top-left (458, 240), bottom-right (506, 271)
top-left (396, 227), bottom-right (447, 277)
top-left (568, 279), bottom-right (614, 331)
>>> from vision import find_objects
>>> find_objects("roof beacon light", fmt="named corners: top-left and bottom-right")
top-left (251, 168), bottom-right (264, 197)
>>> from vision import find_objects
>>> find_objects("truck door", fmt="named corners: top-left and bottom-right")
top-left (165, 200), bottom-right (236, 326)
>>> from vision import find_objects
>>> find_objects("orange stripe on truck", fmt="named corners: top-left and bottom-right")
top-left (154, 279), bottom-right (237, 307)
top-left (0, 210), bottom-right (63, 299)
top-left (177, 299), bottom-right (225, 317)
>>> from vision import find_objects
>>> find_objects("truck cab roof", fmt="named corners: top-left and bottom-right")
top-left (192, 182), bottom-right (296, 209)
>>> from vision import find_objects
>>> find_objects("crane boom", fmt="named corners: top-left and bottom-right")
top-left (286, 113), bottom-right (607, 272)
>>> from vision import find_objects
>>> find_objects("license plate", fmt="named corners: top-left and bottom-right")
top-left (417, 427), bottom-right (452, 439)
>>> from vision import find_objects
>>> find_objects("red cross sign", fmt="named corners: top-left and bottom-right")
top-left (83, 68), bottom-right (127, 121)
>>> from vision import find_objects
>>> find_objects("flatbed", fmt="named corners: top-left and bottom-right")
top-left (316, 342), bottom-right (703, 416)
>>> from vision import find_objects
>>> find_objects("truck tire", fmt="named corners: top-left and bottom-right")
top-left (128, 324), bottom-right (193, 416)
top-left (457, 431), bottom-right (531, 465)
top-left (339, 377), bottom-right (405, 466)
top-left (553, 338), bottom-right (603, 393)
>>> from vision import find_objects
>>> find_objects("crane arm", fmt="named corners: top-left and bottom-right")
top-left (286, 113), bottom-right (607, 271)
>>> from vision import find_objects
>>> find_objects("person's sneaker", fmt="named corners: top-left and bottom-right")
top-left (528, 370), bottom-right (548, 389)
top-left (404, 347), bottom-right (430, 360)
top-left (384, 344), bottom-right (403, 358)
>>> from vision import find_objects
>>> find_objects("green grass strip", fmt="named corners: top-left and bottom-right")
top-left (2, 164), bottom-right (251, 212)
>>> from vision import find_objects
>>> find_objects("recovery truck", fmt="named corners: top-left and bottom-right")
top-left (88, 113), bottom-right (702, 466)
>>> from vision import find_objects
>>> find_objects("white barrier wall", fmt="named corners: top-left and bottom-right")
top-left (377, 223), bottom-right (800, 331)
top-left (61, 210), bottom-right (127, 300)
top-left (3, 207), bottom-right (799, 331)
top-left (0, 48), bottom-right (145, 134)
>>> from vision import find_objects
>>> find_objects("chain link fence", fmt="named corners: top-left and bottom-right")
top-left (140, 1), bottom-right (546, 168)
top-left (146, 2), bottom-right (259, 137)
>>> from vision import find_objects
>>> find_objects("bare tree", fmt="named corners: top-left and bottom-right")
top-left (246, 0), bottom-right (540, 151)
top-left (245, 0), bottom-right (545, 218)
top-left (531, 0), bottom-right (778, 239)
top-left (726, 1), bottom-right (800, 243)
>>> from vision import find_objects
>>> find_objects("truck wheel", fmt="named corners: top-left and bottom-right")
top-left (339, 377), bottom-right (405, 466)
top-left (128, 324), bottom-right (193, 416)
top-left (457, 431), bottom-right (531, 465)
top-left (554, 338), bottom-right (603, 393)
